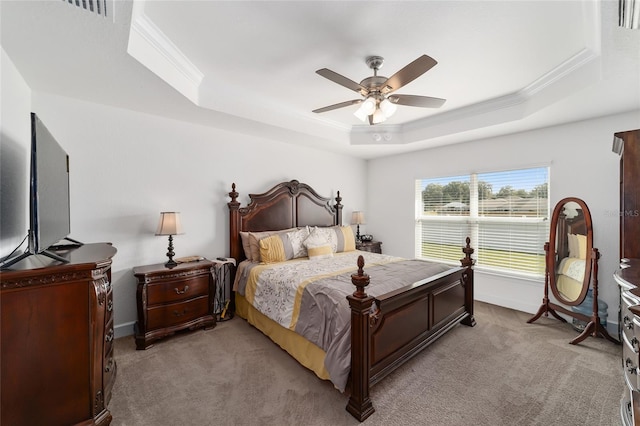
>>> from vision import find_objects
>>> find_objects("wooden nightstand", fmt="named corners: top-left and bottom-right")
top-left (356, 240), bottom-right (382, 254)
top-left (133, 260), bottom-right (216, 350)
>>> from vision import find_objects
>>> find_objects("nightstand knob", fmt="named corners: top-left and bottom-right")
top-left (174, 285), bottom-right (189, 295)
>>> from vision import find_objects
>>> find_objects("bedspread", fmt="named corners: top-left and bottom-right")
top-left (234, 251), bottom-right (453, 391)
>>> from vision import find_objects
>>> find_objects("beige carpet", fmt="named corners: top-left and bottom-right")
top-left (109, 302), bottom-right (624, 425)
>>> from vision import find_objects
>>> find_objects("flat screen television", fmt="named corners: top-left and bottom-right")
top-left (0, 113), bottom-right (81, 269)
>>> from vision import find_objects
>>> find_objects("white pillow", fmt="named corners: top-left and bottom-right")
top-left (304, 228), bottom-right (333, 260)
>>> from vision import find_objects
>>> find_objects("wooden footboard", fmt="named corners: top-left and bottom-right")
top-left (347, 239), bottom-right (475, 421)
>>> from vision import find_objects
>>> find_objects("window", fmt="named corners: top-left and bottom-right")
top-left (415, 167), bottom-right (549, 278)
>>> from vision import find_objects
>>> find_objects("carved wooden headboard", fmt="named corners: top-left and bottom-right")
top-left (227, 180), bottom-right (343, 262)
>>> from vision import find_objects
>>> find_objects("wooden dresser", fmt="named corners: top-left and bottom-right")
top-left (0, 243), bottom-right (117, 426)
top-left (616, 261), bottom-right (640, 425)
top-left (615, 129), bottom-right (640, 426)
top-left (134, 260), bottom-right (216, 349)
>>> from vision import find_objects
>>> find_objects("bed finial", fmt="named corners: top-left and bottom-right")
top-left (351, 255), bottom-right (370, 298)
top-left (335, 191), bottom-right (343, 226)
top-left (460, 237), bottom-right (475, 268)
top-left (229, 183), bottom-right (239, 204)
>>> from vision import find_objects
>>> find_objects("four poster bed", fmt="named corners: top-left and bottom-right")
top-left (227, 180), bottom-right (475, 421)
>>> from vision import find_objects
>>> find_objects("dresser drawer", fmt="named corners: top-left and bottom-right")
top-left (147, 295), bottom-right (210, 330)
top-left (623, 339), bottom-right (639, 391)
top-left (147, 273), bottom-right (210, 306)
top-left (105, 286), bottom-right (114, 324)
top-left (103, 347), bottom-right (116, 404)
top-left (104, 318), bottom-right (115, 357)
top-left (622, 292), bottom-right (640, 346)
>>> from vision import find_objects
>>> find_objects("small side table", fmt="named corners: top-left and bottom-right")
top-left (134, 259), bottom-right (216, 350)
top-left (356, 240), bottom-right (382, 254)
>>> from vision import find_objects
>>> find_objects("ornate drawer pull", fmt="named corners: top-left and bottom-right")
top-left (174, 285), bottom-right (189, 295)
top-left (626, 357), bottom-right (638, 375)
top-left (173, 308), bottom-right (188, 317)
top-left (625, 316), bottom-right (635, 330)
top-left (105, 329), bottom-right (114, 343)
top-left (105, 358), bottom-right (114, 373)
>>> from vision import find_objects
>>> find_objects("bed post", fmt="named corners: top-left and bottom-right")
top-left (228, 183), bottom-right (242, 260)
top-left (346, 255), bottom-right (375, 422)
top-left (335, 191), bottom-right (343, 226)
top-left (460, 237), bottom-right (477, 327)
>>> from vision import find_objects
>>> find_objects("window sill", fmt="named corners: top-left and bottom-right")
top-left (473, 266), bottom-right (544, 285)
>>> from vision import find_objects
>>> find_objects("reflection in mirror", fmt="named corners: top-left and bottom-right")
top-left (553, 201), bottom-right (589, 304)
top-left (528, 197), bottom-right (619, 345)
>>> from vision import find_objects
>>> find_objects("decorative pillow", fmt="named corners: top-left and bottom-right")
top-left (287, 226), bottom-right (311, 258)
top-left (239, 231), bottom-right (253, 261)
top-left (568, 233), bottom-right (587, 259)
top-left (567, 234), bottom-right (578, 258)
top-left (258, 227), bottom-right (310, 264)
top-left (576, 234), bottom-right (587, 259)
top-left (333, 225), bottom-right (356, 252)
top-left (304, 228), bottom-right (334, 260)
top-left (248, 228), bottom-right (297, 262)
top-left (308, 226), bottom-right (356, 253)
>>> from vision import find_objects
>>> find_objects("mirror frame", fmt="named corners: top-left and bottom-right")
top-left (548, 197), bottom-right (593, 306)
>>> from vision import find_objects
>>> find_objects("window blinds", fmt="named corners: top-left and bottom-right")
top-left (416, 167), bottom-right (549, 277)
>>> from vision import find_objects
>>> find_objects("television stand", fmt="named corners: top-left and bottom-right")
top-left (48, 237), bottom-right (84, 251)
top-left (0, 237), bottom-right (84, 270)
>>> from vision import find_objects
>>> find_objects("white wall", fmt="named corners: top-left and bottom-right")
top-left (368, 110), bottom-right (640, 334)
top-left (3, 86), bottom-right (367, 337)
top-left (0, 48), bottom-right (31, 256)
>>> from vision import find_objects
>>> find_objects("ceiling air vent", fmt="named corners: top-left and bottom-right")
top-left (62, 0), bottom-right (108, 17)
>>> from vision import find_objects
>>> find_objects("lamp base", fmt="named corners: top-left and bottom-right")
top-left (165, 235), bottom-right (177, 268)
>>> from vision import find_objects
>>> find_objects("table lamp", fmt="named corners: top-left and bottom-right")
top-left (351, 211), bottom-right (365, 242)
top-left (155, 212), bottom-right (184, 268)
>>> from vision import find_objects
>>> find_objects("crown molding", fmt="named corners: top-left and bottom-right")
top-left (128, 1), bottom-right (203, 103)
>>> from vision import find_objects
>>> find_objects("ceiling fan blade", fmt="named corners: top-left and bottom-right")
top-left (312, 99), bottom-right (362, 114)
top-left (382, 55), bottom-right (438, 94)
top-left (316, 68), bottom-right (368, 96)
top-left (388, 94), bottom-right (446, 108)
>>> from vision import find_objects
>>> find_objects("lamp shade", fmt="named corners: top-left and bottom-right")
top-left (155, 212), bottom-right (184, 236)
top-left (351, 211), bottom-right (366, 225)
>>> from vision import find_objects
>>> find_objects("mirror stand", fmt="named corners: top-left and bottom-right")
top-left (528, 246), bottom-right (618, 345)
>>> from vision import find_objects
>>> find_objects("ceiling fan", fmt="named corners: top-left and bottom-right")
top-left (312, 55), bottom-right (446, 125)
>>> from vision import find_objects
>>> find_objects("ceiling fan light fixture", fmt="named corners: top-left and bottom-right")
top-left (361, 97), bottom-right (376, 115)
top-left (372, 108), bottom-right (386, 124)
top-left (379, 98), bottom-right (397, 118)
top-left (353, 105), bottom-right (368, 122)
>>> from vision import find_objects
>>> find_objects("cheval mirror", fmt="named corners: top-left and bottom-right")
top-left (528, 197), bottom-right (618, 345)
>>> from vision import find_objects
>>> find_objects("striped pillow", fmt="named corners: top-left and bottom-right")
top-left (308, 226), bottom-right (356, 253)
top-left (259, 227), bottom-right (310, 264)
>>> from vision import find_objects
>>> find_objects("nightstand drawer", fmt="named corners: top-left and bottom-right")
top-left (147, 295), bottom-right (210, 330)
top-left (147, 273), bottom-right (210, 306)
